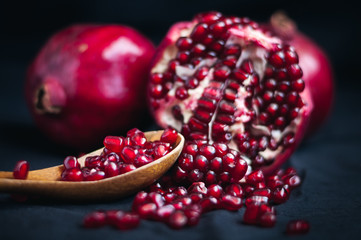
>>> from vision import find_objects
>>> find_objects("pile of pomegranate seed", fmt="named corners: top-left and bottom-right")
top-left (61, 128), bottom-right (178, 181)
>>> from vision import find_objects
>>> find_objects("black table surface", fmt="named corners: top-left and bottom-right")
top-left (1, 1), bottom-right (360, 239)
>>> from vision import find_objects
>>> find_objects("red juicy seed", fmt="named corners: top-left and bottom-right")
top-left (259, 112), bottom-right (270, 125)
top-left (223, 44), bottom-right (241, 56)
top-left (201, 34), bottom-right (214, 46)
top-left (106, 210), bottom-right (125, 226)
top-left (63, 156), bottom-right (80, 170)
top-left (175, 86), bottom-right (189, 100)
top-left (115, 212), bottom-right (140, 230)
top-left (184, 142), bottom-right (198, 155)
top-left (243, 203), bottom-right (261, 225)
top-left (61, 168), bottom-right (83, 181)
top-left (189, 193), bottom-right (203, 203)
top-left (168, 60), bottom-right (180, 73)
top-left (213, 65), bottom-right (231, 80)
top-left (220, 195), bottom-right (242, 211)
top-left (103, 136), bottom-right (124, 153)
top-left (189, 117), bottom-right (208, 132)
top-left (219, 172), bottom-right (231, 184)
top-left (232, 158), bottom-right (248, 180)
top-left (228, 80), bottom-right (241, 90)
top-left (210, 39), bottom-right (225, 52)
top-left (189, 132), bottom-right (208, 141)
top-left (149, 84), bottom-right (164, 99)
top-left (121, 146), bottom-right (139, 163)
top-left (195, 11), bottom-right (223, 25)
top-left (219, 100), bottom-right (236, 114)
top-left (203, 86), bottom-right (223, 100)
top-left (132, 191), bottom-right (148, 211)
top-left (167, 210), bottom-right (188, 229)
top-left (173, 186), bottom-right (188, 196)
top-left (266, 103), bottom-right (279, 116)
top-left (148, 192), bottom-right (165, 208)
top-left (194, 155), bottom-right (209, 172)
top-left (292, 79), bottom-right (305, 92)
top-left (83, 211), bottom-right (107, 228)
top-left (287, 64), bottom-right (303, 80)
top-left (239, 141), bottom-right (250, 154)
top-left (264, 79), bottom-right (277, 90)
top-left (245, 196), bottom-right (269, 206)
top-left (262, 91), bottom-right (274, 102)
top-left (164, 193), bottom-right (177, 203)
top-left (223, 89), bottom-right (237, 101)
top-left (199, 197), bottom-right (219, 212)
top-left (246, 170), bottom-right (265, 185)
top-left (289, 107), bottom-right (300, 120)
top-left (13, 160), bottom-right (29, 179)
top-left (153, 144), bottom-right (169, 159)
top-left (216, 114), bottom-right (235, 125)
top-left (241, 59), bottom-right (254, 74)
top-left (278, 81), bottom-right (290, 92)
top-left (274, 116), bottom-right (286, 128)
top-left (272, 187), bottom-right (289, 204)
top-left (213, 142), bottom-right (229, 157)
top-left (134, 154), bottom-right (153, 167)
top-left (264, 66), bottom-right (274, 79)
top-left (286, 220), bottom-right (310, 235)
top-left (199, 145), bottom-right (216, 159)
top-left (191, 23), bottom-right (209, 42)
top-left (177, 51), bottom-right (191, 64)
top-left (188, 181), bottom-right (208, 195)
top-left (172, 105), bottom-right (184, 121)
top-left (259, 212), bottom-right (276, 227)
top-left (130, 132), bottom-right (147, 147)
top-left (176, 37), bottom-right (193, 51)
top-left (192, 43), bottom-right (206, 56)
top-left (188, 169), bottom-right (204, 182)
top-left (198, 97), bottom-right (217, 111)
top-left (269, 51), bottom-right (285, 68)
top-left (184, 206), bottom-right (201, 226)
top-left (207, 184), bottom-right (223, 198)
top-left (161, 127), bottom-right (178, 145)
top-left (104, 162), bottom-right (119, 177)
top-left (209, 157), bottom-right (223, 173)
top-left (186, 78), bottom-right (199, 89)
top-left (155, 205), bottom-right (176, 221)
top-left (222, 153), bottom-right (236, 172)
top-left (194, 108), bottom-right (213, 122)
top-left (252, 188), bottom-right (271, 198)
top-left (137, 203), bottom-right (157, 219)
top-left (225, 184), bottom-right (243, 198)
top-left (274, 68), bottom-right (288, 81)
top-left (195, 67), bottom-right (209, 80)
top-left (150, 73), bottom-right (164, 84)
top-left (222, 55), bottom-right (237, 68)
top-left (286, 91), bottom-right (299, 106)
top-left (84, 170), bottom-right (105, 181)
top-left (174, 166), bottom-right (187, 182)
top-left (85, 156), bottom-right (102, 168)
top-left (274, 91), bottom-right (285, 103)
top-left (205, 170), bottom-right (217, 185)
top-left (209, 21), bottom-right (226, 37)
top-left (284, 49), bottom-right (299, 65)
top-left (120, 164), bottom-right (136, 174)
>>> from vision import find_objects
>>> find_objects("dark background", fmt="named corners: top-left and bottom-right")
top-left (1, 0), bottom-right (360, 239)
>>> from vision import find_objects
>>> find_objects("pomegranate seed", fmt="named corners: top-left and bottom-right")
top-left (272, 187), bottom-right (289, 204)
top-left (63, 156), bottom-right (80, 169)
top-left (160, 127), bottom-right (178, 145)
top-left (106, 210), bottom-right (125, 226)
top-left (207, 184), bottom-right (223, 198)
top-left (188, 169), bottom-right (204, 182)
top-left (196, 11), bottom-right (223, 25)
top-left (287, 64), bottom-right (303, 80)
top-left (220, 195), bottom-right (242, 211)
top-left (149, 84), bottom-right (164, 99)
top-left (61, 168), bottom-right (83, 181)
top-left (103, 136), bottom-right (125, 153)
top-left (167, 210), bottom-right (188, 229)
top-left (13, 160), bottom-right (29, 179)
top-left (286, 220), bottom-right (310, 235)
top-left (121, 146), bottom-right (139, 163)
top-left (150, 73), bottom-right (164, 84)
top-left (269, 51), bottom-right (285, 68)
top-left (84, 170), bottom-right (105, 181)
top-left (192, 43), bottom-right (206, 56)
top-left (225, 184), bottom-right (243, 198)
top-left (259, 212), bottom-right (276, 227)
top-left (83, 211), bottom-right (107, 228)
top-left (191, 23), bottom-right (209, 42)
top-left (213, 65), bottom-right (231, 80)
top-left (175, 86), bottom-right (189, 100)
top-left (114, 212), bottom-right (140, 230)
top-left (199, 197), bottom-right (219, 212)
top-left (137, 203), bottom-right (157, 219)
top-left (292, 79), bottom-right (305, 92)
top-left (155, 204), bottom-right (176, 221)
top-left (176, 37), bottom-right (193, 51)
top-left (188, 182), bottom-right (208, 195)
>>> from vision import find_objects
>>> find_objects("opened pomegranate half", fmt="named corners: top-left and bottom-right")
top-left (147, 12), bottom-right (313, 175)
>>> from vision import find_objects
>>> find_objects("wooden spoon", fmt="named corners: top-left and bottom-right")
top-left (0, 130), bottom-right (184, 201)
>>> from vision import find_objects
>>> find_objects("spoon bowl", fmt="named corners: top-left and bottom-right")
top-left (0, 130), bottom-right (184, 201)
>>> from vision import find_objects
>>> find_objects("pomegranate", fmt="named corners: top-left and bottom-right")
top-left (265, 12), bottom-right (334, 136)
top-left (13, 160), bottom-right (29, 179)
top-left (60, 128), bottom-right (178, 181)
top-left (147, 12), bottom-right (313, 175)
top-left (26, 24), bottom-right (155, 150)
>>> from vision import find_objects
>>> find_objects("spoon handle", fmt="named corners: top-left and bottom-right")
top-left (0, 171), bottom-right (13, 179)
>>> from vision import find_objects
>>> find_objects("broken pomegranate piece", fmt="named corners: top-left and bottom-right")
top-left (147, 11), bottom-right (313, 175)
top-left (60, 128), bottom-right (178, 181)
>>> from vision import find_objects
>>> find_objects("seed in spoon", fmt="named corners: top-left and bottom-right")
top-left (13, 160), bottom-right (29, 179)
top-left (60, 128), bottom-right (178, 181)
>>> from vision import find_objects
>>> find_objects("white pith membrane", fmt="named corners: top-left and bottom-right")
top-left (150, 22), bottom-right (305, 171)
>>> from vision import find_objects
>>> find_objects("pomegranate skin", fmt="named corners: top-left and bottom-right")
top-left (147, 12), bottom-right (313, 175)
top-left (26, 24), bottom-right (155, 150)
top-left (266, 12), bottom-right (334, 136)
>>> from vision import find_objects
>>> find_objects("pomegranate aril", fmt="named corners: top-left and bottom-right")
top-left (191, 23), bottom-right (209, 42)
top-left (192, 43), bottom-right (206, 56)
top-left (194, 108), bottom-right (213, 122)
top-left (269, 51), bottom-right (285, 68)
top-left (83, 211), bottom-right (107, 228)
top-left (292, 79), bottom-right (305, 92)
top-left (156, 204), bottom-right (176, 221)
top-left (188, 169), bottom-right (204, 182)
top-left (198, 97), bottom-right (217, 111)
top-left (137, 203), bottom-right (157, 219)
top-left (84, 170), bottom-right (105, 181)
top-left (259, 212), bottom-right (276, 227)
top-left (223, 44), bottom-right (241, 56)
top-left (210, 39), bottom-right (225, 52)
top-left (121, 146), bottom-right (139, 163)
top-left (199, 197), bottom-right (219, 212)
top-left (175, 86), bottom-right (189, 100)
top-left (207, 184), bottom-right (223, 198)
top-left (287, 64), bottom-right (303, 80)
top-left (225, 184), bottom-right (243, 198)
top-left (213, 65), bottom-right (231, 81)
top-left (272, 187), bottom-right (289, 204)
top-left (106, 210), bottom-right (125, 226)
top-left (61, 168), bottom-right (83, 181)
top-left (161, 127), bottom-right (178, 145)
top-left (176, 37), bottom-right (193, 51)
top-left (103, 136), bottom-right (125, 153)
top-left (286, 220), bottom-right (310, 235)
top-left (150, 73), bottom-right (164, 84)
top-left (167, 210), bottom-right (188, 229)
top-left (196, 11), bottom-right (223, 25)
top-left (13, 160), bottom-right (29, 179)
top-left (115, 212), bottom-right (140, 230)
top-left (220, 195), bottom-right (242, 211)
top-left (246, 170), bottom-right (265, 185)
top-left (134, 154), bottom-right (153, 167)
top-left (149, 84), bottom-right (164, 99)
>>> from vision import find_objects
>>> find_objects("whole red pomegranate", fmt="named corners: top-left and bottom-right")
top-left (265, 12), bottom-right (334, 136)
top-left (147, 12), bottom-right (313, 175)
top-left (26, 24), bottom-right (155, 150)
